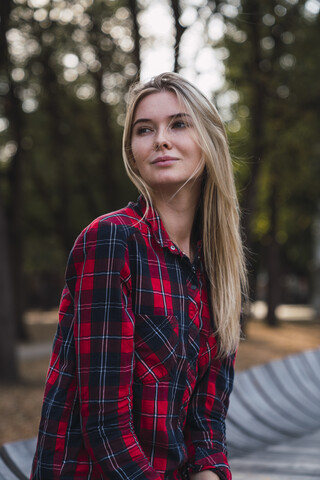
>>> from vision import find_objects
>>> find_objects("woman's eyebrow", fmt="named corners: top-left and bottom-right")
top-left (132, 118), bottom-right (151, 128)
top-left (132, 113), bottom-right (192, 128)
top-left (169, 113), bottom-right (192, 120)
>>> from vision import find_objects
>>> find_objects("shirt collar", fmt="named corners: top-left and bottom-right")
top-left (136, 195), bottom-right (172, 249)
top-left (135, 195), bottom-right (202, 258)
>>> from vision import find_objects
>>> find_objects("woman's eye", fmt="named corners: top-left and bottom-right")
top-left (172, 121), bottom-right (187, 129)
top-left (136, 126), bottom-right (152, 135)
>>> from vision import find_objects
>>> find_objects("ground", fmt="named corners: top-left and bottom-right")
top-left (0, 310), bottom-right (319, 446)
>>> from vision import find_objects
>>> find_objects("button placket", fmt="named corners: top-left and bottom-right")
top-left (188, 299), bottom-right (197, 321)
top-left (188, 272), bottom-right (198, 292)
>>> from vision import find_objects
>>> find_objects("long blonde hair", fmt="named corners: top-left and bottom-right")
top-left (122, 72), bottom-right (247, 356)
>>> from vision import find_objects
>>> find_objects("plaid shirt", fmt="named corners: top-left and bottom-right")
top-left (31, 196), bottom-right (235, 480)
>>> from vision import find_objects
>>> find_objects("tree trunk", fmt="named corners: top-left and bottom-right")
top-left (240, 0), bottom-right (266, 303)
top-left (7, 82), bottom-right (28, 340)
top-left (40, 49), bottom-right (75, 254)
top-left (127, 0), bottom-right (141, 77)
top-left (93, 68), bottom-right (121, 212)
top-left (0, 0), bottom-right (27, 340)
top-left (170, 0), bottom-right (186, 72)
top-left (0, 197), bottom-right (19, 383)
top-left (266, 184), bottom-right (281, 326)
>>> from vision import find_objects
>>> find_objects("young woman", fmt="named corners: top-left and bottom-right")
top-left (31, 72), bottom-right (247, 480)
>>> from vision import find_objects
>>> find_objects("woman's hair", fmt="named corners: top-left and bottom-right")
top-left (122, 72), bottom-right (247, 357)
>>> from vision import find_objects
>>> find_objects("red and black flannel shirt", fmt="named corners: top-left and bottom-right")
top-left (31, 196), bottom-right (235, 480)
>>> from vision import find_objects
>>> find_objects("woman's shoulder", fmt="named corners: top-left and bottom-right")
top-left (75, 199), bottom-right (147, 246)
top-left (99, 200), bottom-right (143, 228)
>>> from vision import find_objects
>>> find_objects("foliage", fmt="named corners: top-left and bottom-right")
top-left (1, 0), bottom-right (138, 308)
top-left (1, 0), bottom-right (319, 314)
top-left (211, 0), bottom-right (320, 308)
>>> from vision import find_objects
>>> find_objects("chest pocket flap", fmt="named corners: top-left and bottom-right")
top-left (134, 314), bottom-right (179, 383)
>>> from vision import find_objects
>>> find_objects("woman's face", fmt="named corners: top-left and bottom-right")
top-left (131, 90), bottom-right (204, 194)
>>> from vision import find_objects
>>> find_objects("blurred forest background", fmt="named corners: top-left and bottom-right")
top-left (0, 0), bottom-right (319, 382)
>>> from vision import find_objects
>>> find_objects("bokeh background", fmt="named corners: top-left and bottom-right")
top-left (0, 0), bottom-right (319, 443)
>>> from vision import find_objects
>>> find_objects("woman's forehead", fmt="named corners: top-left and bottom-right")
top-left (133, 90), bottom-right (187, 121)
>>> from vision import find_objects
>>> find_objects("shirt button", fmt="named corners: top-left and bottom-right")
top-left (170, 245), bottom-right (176, 251)
top-left (191, 284), bottom-right (197, 290)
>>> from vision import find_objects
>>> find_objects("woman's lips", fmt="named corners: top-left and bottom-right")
top-left (151, 156), bottom-right (179, 165)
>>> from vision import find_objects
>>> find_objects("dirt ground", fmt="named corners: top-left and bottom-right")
top-left (0, 310), bottom-right (319, 446)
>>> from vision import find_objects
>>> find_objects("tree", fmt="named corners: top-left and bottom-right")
top-left (170, 0), bottom-right (187, 72)
top-left (0, 196), bottom-right (19, 382)
top-left (0, 0), bottom-right (28, 340)
top-left (0, 0), bottom-right (141, 381)
top-left (0, 0), bottom-right (19, 380)
top-left (215, 0), bottom-right (320, 324)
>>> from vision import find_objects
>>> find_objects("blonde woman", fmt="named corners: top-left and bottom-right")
top-left (31, 72), bottom-right (247, 480)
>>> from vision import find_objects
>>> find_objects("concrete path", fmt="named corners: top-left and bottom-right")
top-left (17, 342), bottom-right (52, 361)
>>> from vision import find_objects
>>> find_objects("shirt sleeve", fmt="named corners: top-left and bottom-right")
top-left (66, 220), bottom-right (161, 479)
top-left (184, 346), bottom-right (236, 480)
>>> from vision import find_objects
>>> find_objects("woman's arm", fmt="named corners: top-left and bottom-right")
top-left (184, 346), bottom-right (236, 480)
top-left (67, 221), bottom-right (161, 479)
top-left (190, 472), bottom-right (220, 480)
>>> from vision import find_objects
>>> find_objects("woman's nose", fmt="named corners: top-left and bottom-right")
top-left (154, 128), bottom-right (172, 151)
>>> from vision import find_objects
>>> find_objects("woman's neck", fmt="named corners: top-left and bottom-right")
top-left (152, 185), bottom-right (201, 261)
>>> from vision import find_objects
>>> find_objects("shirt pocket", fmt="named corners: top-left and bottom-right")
top-left (134, 314), bottom-right (179, 384)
